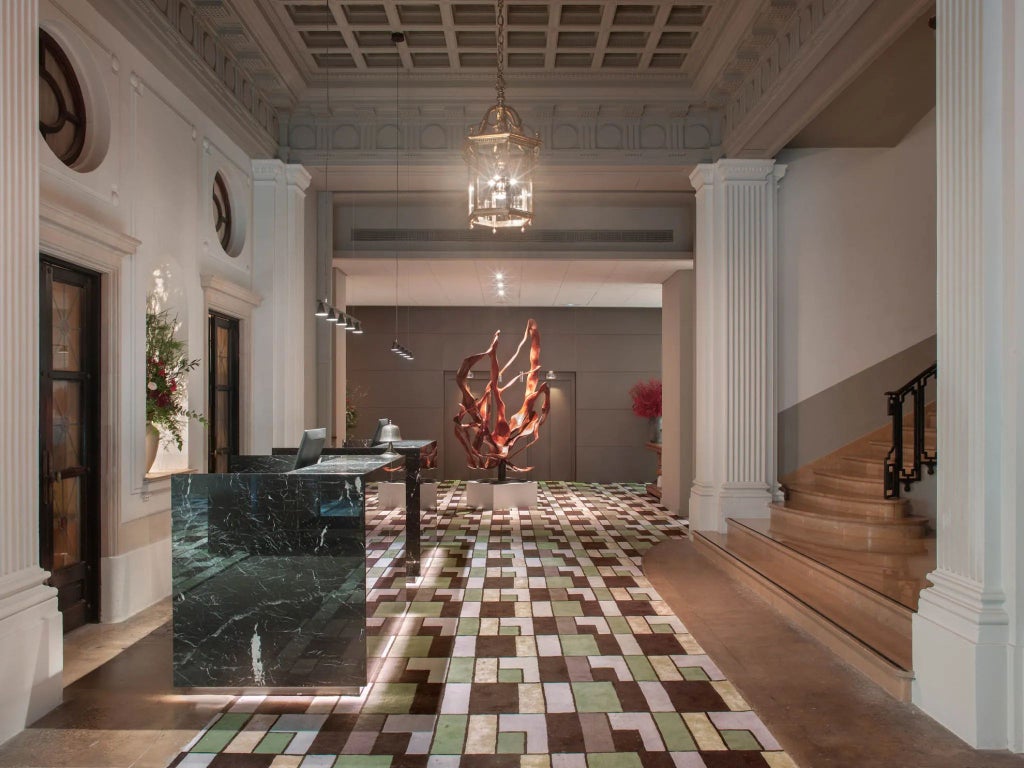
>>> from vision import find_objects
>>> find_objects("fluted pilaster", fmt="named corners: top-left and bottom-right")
top-left (0, 0), bottom-right (42, 583)
top-left (689, 159), bottom-right (785, 534)
top-left (0, 0), bottom-right (63, 743)
top-left (250, 160), bottom-right (312, 451)
top-left (912, 0), bottom-right (1020, 750)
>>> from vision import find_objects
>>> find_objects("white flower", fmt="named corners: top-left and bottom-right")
top-left (147, 381), bottom-right (157, 391)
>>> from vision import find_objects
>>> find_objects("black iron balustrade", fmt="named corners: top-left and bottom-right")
top-left (884, 363), bottom-right (937, 499)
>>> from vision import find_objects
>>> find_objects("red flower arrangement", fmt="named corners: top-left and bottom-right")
top-left (146, 306), bottom-right (206, 450)
top-left (629, 378), bottom-right (662, 419)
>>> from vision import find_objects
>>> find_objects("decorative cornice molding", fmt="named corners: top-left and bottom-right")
top-left (95, 0), bottom-right (281, 154)
top-left (201, 274), bottom-right (263, 311)
top-left (722, 0), bottom-right (872, 153)
top-left (283, 108), bottom-right (723, 166)
top-left (39, 201), bottom-right (141, 260)
top-left (689, 159), bottom-right (784, 191)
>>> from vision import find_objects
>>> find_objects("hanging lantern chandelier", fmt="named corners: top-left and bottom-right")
top-left (463, 0), bottom-right (541, 231)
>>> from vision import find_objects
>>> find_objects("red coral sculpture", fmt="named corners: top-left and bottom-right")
top-left (453, 319), bottom-right (550, 481)
top-left (629, 378), bottom-right (662, 419)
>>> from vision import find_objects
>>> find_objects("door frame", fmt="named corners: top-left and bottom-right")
top-left (40, 202), bottom-right (139, 623)
top-left (40, 257), bottom-right (102, 628)
top-left (208, 311), bottom-right (241, 472)
top-left (201, 274), bottom-right (261, 456)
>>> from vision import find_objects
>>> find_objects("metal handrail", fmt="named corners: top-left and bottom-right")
top-left (884, 363), bottom-right (937, 499)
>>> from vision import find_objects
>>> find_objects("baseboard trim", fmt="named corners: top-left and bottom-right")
top-left (694, 530), bottom-right (914, 702)
top-left (100, 537), bottom-right (171, 624)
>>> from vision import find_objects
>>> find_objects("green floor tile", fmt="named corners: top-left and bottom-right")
top-left (457, 618), bottom-right (480, 635)
top-left (190, 713), bottom-right (250, 753)
top-left (497, 731), bottom-right (526, 754)
top-left (334, 756), bottom-right (394, 767)
top-left (625, 655), bottom-right (659, 681)
top-left (363, 683), bottom-right (418, 713)
top-left (552, 601), bottom-right (583, 617)
top-left (588, 752), bottom-right (642, 768)
top-left (498, 667), bottom-right (524, 683)
top-left (446, 658), bottom-right (475, 682)
top-left (681, 667), bottom-right (710, 681)
top-left (571, 682), bottom-right (622, 713)
top-left (253, 731), bottom-right (294, 754)
top-left (560, 634), bottom-right (599, 656)
top-left (722, 729), bottom-right (762, 751)
top-left (607, 618), bottom-right (632, 634)
top-left (392, 636), bottom-right (433, 657)
top-left (499, 625), bottom-right (520, 636)
top-left (431, 715), bottom-right (468, 754)
top-left (653, 712), bottom-right (697, 751)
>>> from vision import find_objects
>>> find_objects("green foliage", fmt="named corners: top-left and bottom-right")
top-left (146, 307), bottom-right (206, 450)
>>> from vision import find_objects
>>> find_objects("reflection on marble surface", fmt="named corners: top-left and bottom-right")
top-left (171, 469), bottom-right (375, 689)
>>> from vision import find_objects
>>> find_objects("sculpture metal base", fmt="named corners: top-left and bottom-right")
top-left (466, 480), bottom-right (538, 510)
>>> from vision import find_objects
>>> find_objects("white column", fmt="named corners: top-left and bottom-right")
top-left (688, 160), bottom-right (785, 534)
top-left (250, 160), bottom-right (312, 451)
top-left (0, 0), bottom-right (63, 742)
top-left (661, 269), bottom-right (696, 516)
top-left (912, 0), bottom-right (1022, 750)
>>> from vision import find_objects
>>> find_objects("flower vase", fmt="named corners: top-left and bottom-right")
top-left (649, 416), bottom-right (662, 444)
top-left (145, 423), bottom-right (159, 474)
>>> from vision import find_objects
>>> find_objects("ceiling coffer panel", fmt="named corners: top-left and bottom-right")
top-left (274, 1), bottom-right (718, 73)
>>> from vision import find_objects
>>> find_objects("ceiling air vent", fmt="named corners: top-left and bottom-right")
top-left (352, 228), bottom-right (674, 244)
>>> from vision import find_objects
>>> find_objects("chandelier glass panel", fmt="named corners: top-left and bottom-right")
top-left (463, 0), bottom-right (541, 231)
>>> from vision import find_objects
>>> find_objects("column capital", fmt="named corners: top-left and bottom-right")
top-left (690, 159), bottom-right (786, 192)
top-left (251, 158), bottom-right (284, 182)
top-left (285, 164), bottom-right (312, 192)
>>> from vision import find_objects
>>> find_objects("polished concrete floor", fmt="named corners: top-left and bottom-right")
top-left (645, 538), bottom-right (1024, 768)
top-left (0, 483), bottom-right (1020, 767)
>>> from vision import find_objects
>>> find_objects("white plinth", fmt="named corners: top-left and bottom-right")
top-left (421, 482), bottom-right (439, 509)
top-left (378, 482), bottom-right (405, 509)
top-left (376, 481), bottom-right (439, 510)
top-left (466, 481), bottom-right (538, 510)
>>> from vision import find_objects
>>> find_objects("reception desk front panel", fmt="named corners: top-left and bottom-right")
top-left (171, 455), bottom-right (397, 689)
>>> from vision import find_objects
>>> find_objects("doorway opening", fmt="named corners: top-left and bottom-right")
top-left (39, 257), bottom-right (101, 632)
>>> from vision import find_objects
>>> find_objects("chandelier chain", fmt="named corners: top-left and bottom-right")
top-left (495, 0), bottom-right (505, 106)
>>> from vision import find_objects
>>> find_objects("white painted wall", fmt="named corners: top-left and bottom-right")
top-left (776, 110), bottom-right (937, 411)
top-left (36, 0), bottom-right (308, 623)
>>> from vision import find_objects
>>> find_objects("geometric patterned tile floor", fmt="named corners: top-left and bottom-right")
top-left (166, 481), bottom-right (798, 768)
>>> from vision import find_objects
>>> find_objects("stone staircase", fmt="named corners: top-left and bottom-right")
top-left (694, 404), bottom-right (936, 701)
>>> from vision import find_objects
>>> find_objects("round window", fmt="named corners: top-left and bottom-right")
top-left (212, 172), bottom-right (234, 253)
top-left (38, 29), bottom-right (87, 167)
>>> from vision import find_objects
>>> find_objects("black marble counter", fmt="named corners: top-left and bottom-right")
top-left (171, 454), bottom-right (399, 690)
top-left (272, 439), bottom-right (437, 577)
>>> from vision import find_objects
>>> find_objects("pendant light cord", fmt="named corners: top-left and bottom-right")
top-left (495, 0), bottom-right (505, 107)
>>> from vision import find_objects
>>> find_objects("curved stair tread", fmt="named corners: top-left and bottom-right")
top-left (772, 501), bottom-right (929, 527)
top-left (784, 480), bottom-right (907, 506)
top-left (813, 468), bottom-right (884, 484)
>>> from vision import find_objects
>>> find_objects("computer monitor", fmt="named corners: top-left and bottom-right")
top-left (293, 427), bottom-right (327, 470)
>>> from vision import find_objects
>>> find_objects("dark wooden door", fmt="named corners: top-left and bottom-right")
top-left (208, 312), bottom-right (240, 472)
top-left (40, 258), bottom-right (100, 633)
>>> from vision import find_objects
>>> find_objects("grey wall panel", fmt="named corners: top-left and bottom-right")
top-left (777, 335), bottom-right (937, 476)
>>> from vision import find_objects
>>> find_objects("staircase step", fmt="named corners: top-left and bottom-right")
top-left (784, 481), bottom-right (909, 520)
top-left (770, 502), bottom-right (930, 554)
top-left (838, 455), bottom-right (885, 479)
top-left (694, 524), bottom-right (914, 701)
top-left (812, 468), bottom-right (885, 495)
